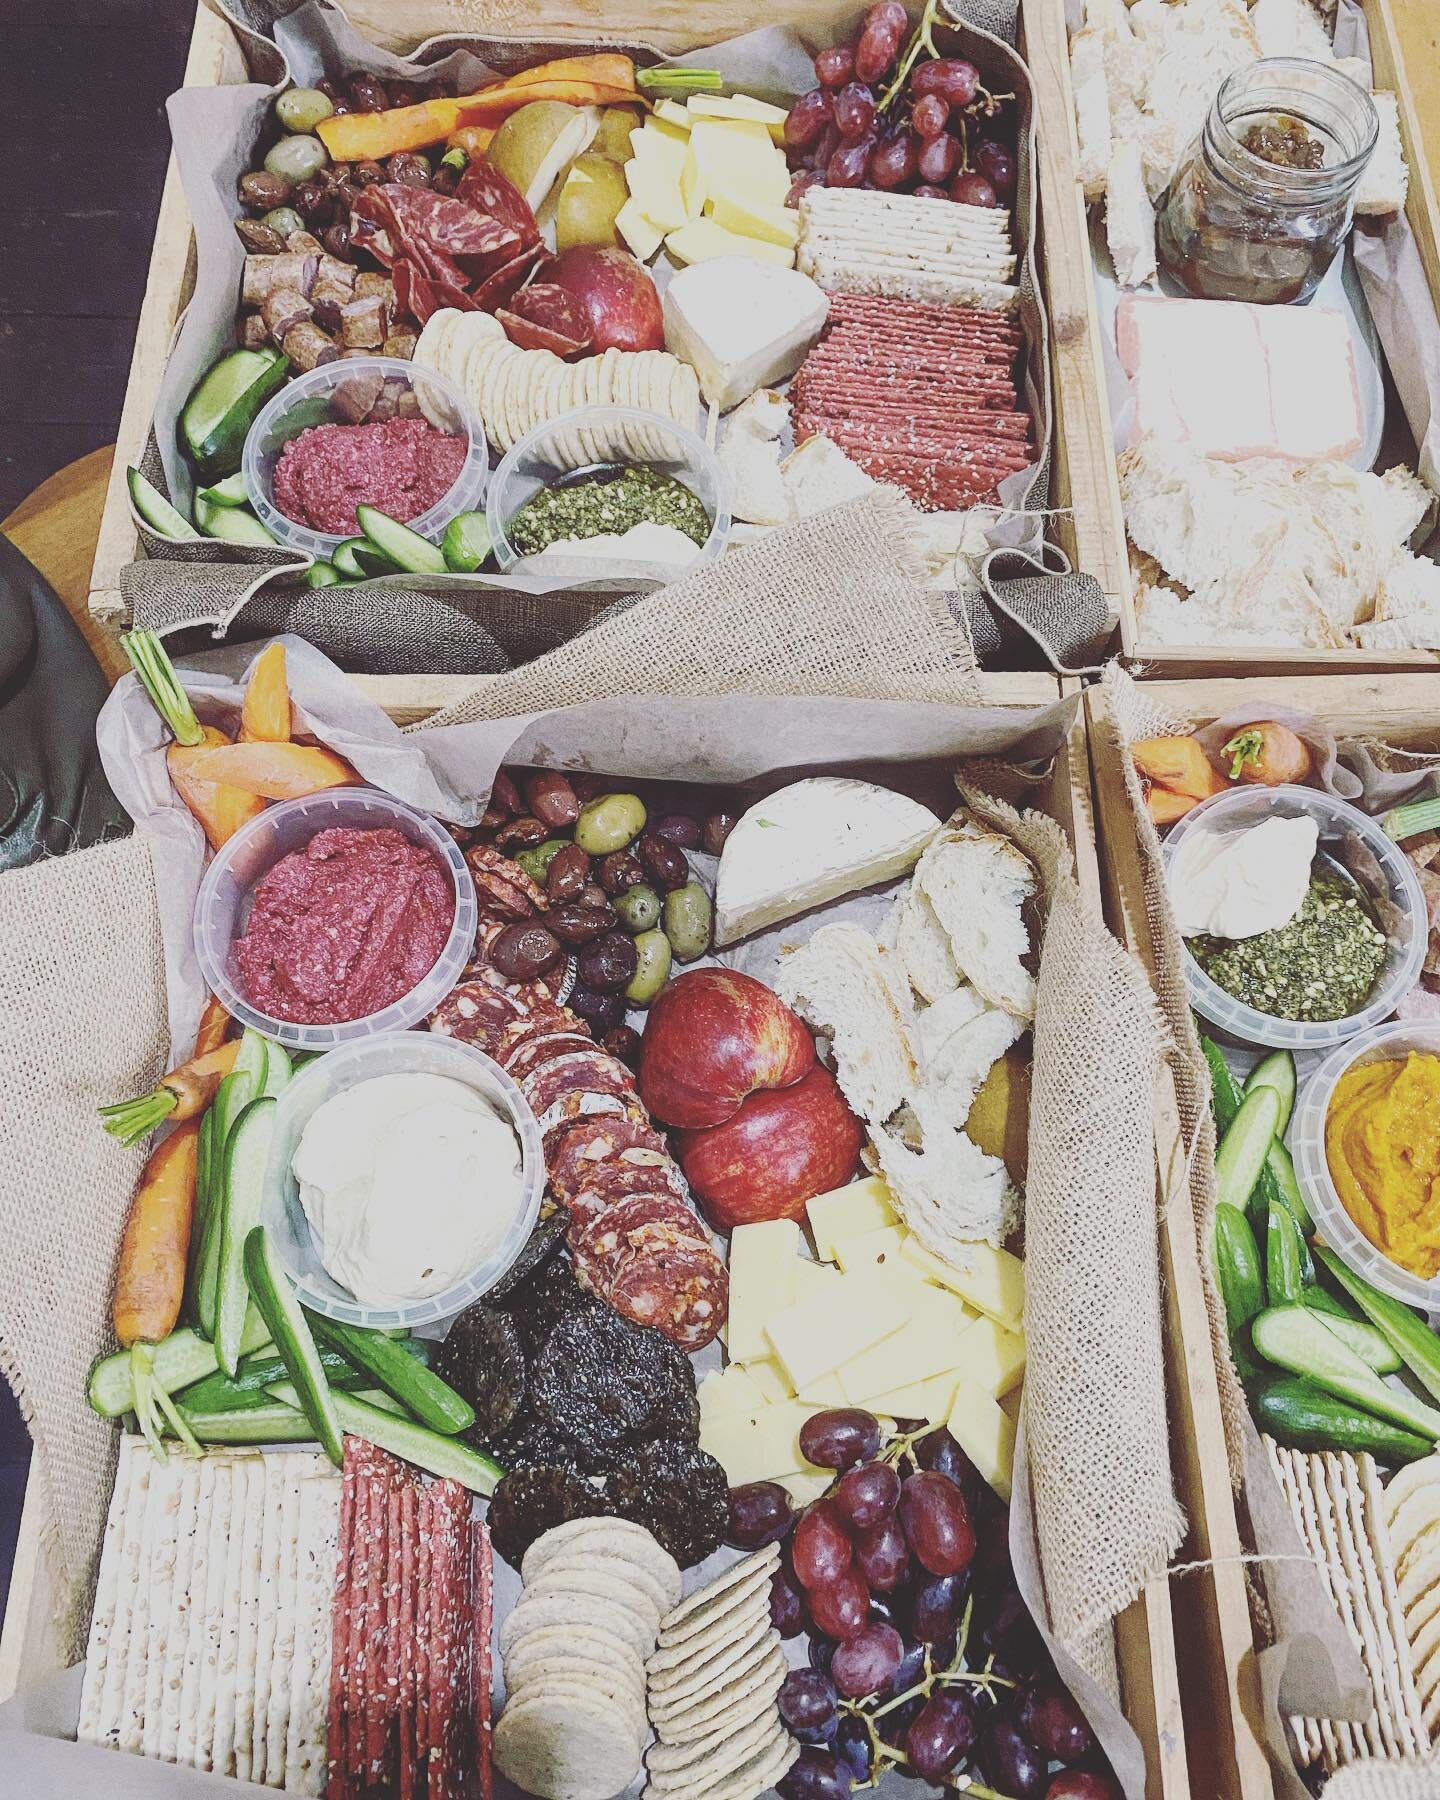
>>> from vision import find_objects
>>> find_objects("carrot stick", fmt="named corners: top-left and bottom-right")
top-left (444, 125), bottom-right (496, 157)
top-left (239, 642), bottom-right (292, 744)
top-left (99, 1040), bottom-right (242, 1146)
top-left (167, 726), bottom-right (268, 850)
top-left (168, 739), bottom-right (361, 801)
top-left (455, 81), bottom-right (641, 127)
top-left (194, 993), bottom-right (230, 1057)
top-left (505, 52), bottom-right (637, 91)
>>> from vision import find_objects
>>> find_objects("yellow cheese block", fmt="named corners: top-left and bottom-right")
top-left (947, 1385), bottom-right (1017, 1502)
top-left (958, 1314), bottom-right (1026, 1399)
top-left (793, 1259), bottom-right (843, 1303)
top-left (687, 94), bottom-right (790, 132)
top-left (796, 1372), bottom-right (847, 1408)
top-left (838, 1288), bottom-right (972, 1403)
top-left (807, 1177), bottom-right (898, 1260)
top-left (862, 1373), bottom-right (958, 1425)
top-left (625, 159), bottom-right (687, 232)
top-left (727, 1219), bottom-right (802, 1363)
top-left (697, 1368), bottom-right (738, 1427)
top-left (666, 218), bottom-right (792, 266)
top-left (630, 125), bottom-right (687, 181)
top-left (653, 100), bottom-right (693, 131)
top-left (701, 1398), bottom-right (827, 1487)
top-left (746, 1357), bottom-right (794, 1402)
top-left (832, 1224), bottom-right (909, 1278)
top-left (900, 1236), bottom-right (1025, 1329)
top-left (707, 193), bottom-right (801, 248)
top-left (683, 122), bottom-right (790, 214)
top-left (616, 199), bottom-right (664, 262)
top-left (764, 1270), bottom-right (910, 1392)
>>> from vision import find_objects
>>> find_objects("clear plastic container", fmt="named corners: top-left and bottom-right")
top-left (193, 787), bottom-right (477, 1052)
top-left (261, 1031), bottom-right (544, 1330)
top-left (1161, 784), bottom-right (1428, 1051)
top-left (1293, 1021), bottom-right (1440, 1311)
top-left (487, 405), bottom-right (729, 576)
top-left (242, 357), bottom-right (488, 560)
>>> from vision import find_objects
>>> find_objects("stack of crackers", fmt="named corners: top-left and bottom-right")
top-left (644, 1544), bottom-right (797, 1800)
top-left (413, 309), bottom-right (702, 467)
top-left (76, 1439), bottom-right (340, 1793)
top-left (1383, 1456), bottom-right (1440, 1743)
top-left (1265, 1439), bottom-right (1431, 1769)
top-left (496, 1518), bottom-right (681, 1800)
top-left (796, 188), bottom-right (1019, 313)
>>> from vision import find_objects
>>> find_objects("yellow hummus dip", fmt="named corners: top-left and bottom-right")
top-left (1326, 1052), bottom-right (1440, 1277)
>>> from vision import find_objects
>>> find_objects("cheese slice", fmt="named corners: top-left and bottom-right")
top-left (947, 1385), bottom-right (1016, 1502)
top-left (687, 94), bottom-right (790, 136)
top-left (747, 1356), bottom-right (795, 1401)
top-left (832, 1224), bottom-right (909, 1277)
top-left (728, 1218), bottom-right (801, 1361)
top-left (862, 1373), bottom-right (959, 1424)
top-left (839, 1288), bottom-right (972, 1402)
top-left (793, 1258), bottom-right (843, 1302)
top-left (653, 99), bottom-right (694, 131)
top-left (808, 1176), bottom-right (898, 1259)
top-left (708, 193), bottom-right (801, 248)
top-left (626, 158), bottom-right (687, 231)
top-left (764, 1269), bottom-right (910, 1392)
top-left (667, 218), bottom-right (794, 268)
top-left (616, 199), bottom-right (664, 262)
top-left (784, 1473), bottom-right (834, 1507)
top-left (701, 1398), bottom-right (826, 1486)
top-left (715, 778), bottom-right (939, 945)
top-left (901, 1235), bottom-right (1025, 1329)
top-left (796, 1372), bottom-right (847, 1407)
top-left (631, 123), bottom-right (687, 175)
top-left (957, 1315), bottom-right (1026, 1398)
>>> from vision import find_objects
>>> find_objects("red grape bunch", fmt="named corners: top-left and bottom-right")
top-left (783, 0), bottom-right (1018, 210)
top-left (723, 1409), bottom-right (1123, 1800)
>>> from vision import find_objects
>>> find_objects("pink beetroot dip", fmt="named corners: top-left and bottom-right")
top-left (272, 417), bottom-right (466, 536)
top-left (234, 826), bottom-right (454, 1025)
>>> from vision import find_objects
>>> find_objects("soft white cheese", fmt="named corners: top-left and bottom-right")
top-left (663, 258), bottom-right (829, 412)
top-left (1170, 814), bottom-right (1319, 940)
top-left (294, 1072), bottom-right (522, 1307)
top-left (528, 521), bottom-right (702, 569)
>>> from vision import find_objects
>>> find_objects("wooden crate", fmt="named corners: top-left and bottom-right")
top-left (86, 0), bottom-right (1119, 657)
top-left (0, 672), bottom-right (1190, 1800)
top-left (1041, 0), bottom-right (1440, 678)
top-left (1086, 672), bottom-right (1440, 1800)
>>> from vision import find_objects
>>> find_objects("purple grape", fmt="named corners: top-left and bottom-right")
top-left (854, 1517), bottom-right (909, 1593)
top-left (833, 82), bottom-right (877, 142)
top-left (1046, 1776), bottom-right (1125, 1800)
top-left (906, 1568), bottom-right (968, 1643)
top-left (976, 139), bottom-right (1017, 198)
top-left (778, 1750), bottom-right (853, 1800)
top-left (809, 1633), bottom-right (836, 1677)
top-left (917, 131), bottom-right (962, 186)
top-left (868, 132), bottom-right (919, 191)
top-left (727, 1481), bottom-right (795, 1550)
top-left (785, 88), bottom-right (832, 149)
top-left (976, 1587), bottom-right (1045, 1669)
top-left (877, 1696), bottom-right (923, 1754)
top-left (911, 57), bottom-right (980, 104)
top-left (770, 1567), bottom-right (808, 1638)
top-left (912, 93), bottom-right (949, 139)
top-left (835, 1714), bottom-right (875, 1782)
top-left (981, 1711), bottom-right (1048, 1799)
top-left (899, 1471), bottom-right (976, 1577)
top-left (889, 1638), bottom-right (928, 1697)
top-left (800, 1410), bottom-right (882, 1472)
top-left (906, 1689), bottom-right (980, 1781)
top-left (826, 139), bottom-right (872, 187)
top-left (779, 1669), bottom-right (839, 1732)
top-left (793, 1500), bottom-right (853, 1590)
top-left (815, 44), bottom-right (856, 88)
top-left (1018, 1683), bottom-right (1098, 1764)
top-left (951, 171), bottom-right (998, 207)
top-left (830, 1623), bottom-right (904, 1698)
top-left (836, 1461), bottom-right (900, 1530)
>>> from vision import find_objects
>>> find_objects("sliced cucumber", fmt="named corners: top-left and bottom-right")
top-left (216, 1095), bottom-right (278, 1376)
top-left (195, 497), bottom-right (279, 547)
top-left (259, 1037), bottom-right (293, 1099)
top-left (245, 1226), bottom-right (343, 1464)
top-left (271, 1386), bottom-right (501, 1492)
top-left (1250, 1375), bottom-right (1434, 1465)
top-left (1214, 1086), bottom-right (1281, 1217)
top-left (304, 560), bottom-right (340, 588)
top-left (87, 1314), bottom-right (270, 1418)
top-left (180, 347), bottom-right (289, 480)
top-left (186, 1105), bottom-right (218, 1329)
top-left (305, 1312), bottom-right (473, 1436)
top-left (1313, 1313), bottom-right (1402, 1375)
top-left (1266, 1139), bottom-right (1312, 1235)
top-left (197, 472), bottom-right (251, 508)
top-left (1316, 1246), bottom-right (1440, 1406)
top-left (193, 1053), bottom-right (263, 1337)
top-left (1245, 1051), bottom-right (1297, 1135)
top-left (332, 539), bottom-right (376, 581)
top-left (441, 510), bottom-right (493, 573)
top-left (1252, 1305), bottom-right (1440, 1441)
top-left (356, 504), bottom-right (448, 577)
top-left (179, 1345), bottom-right (365, 1412)
top-left (128, 465), bottom-right (201, 542)
top-left (172, 1388), bottom-right (398, 1445)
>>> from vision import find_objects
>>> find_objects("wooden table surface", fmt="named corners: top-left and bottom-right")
top-left (1391, 0), bottom-right (1439, 192)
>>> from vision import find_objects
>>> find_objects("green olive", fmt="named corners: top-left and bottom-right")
top-left (261, 205), bottom-right (306, 240)
top-left (613, 883), bottom-right (661, 933)
top-left (625, 929), bottom-right (672, 1006)
top-left (275, 86), bottom-right (336, 134)
top-left (663, 881), bottom-right (713, 963)
top-left (515, 839), bottom-right (568, 885)
top-left (264, 133), bottom-right (329, 184)
top-left (574, 792), bottom-right (647, 856)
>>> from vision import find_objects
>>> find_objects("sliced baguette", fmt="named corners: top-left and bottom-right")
top-left (913, 822), bottom-right (1037, 1021)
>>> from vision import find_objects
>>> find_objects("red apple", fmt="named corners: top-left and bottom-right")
top-left (550, 246), bottom-right (664, 352)
top-left (638, 968), bottom-right (815, 1130)
top-left (673, 1065), bottom-right (864, 1229)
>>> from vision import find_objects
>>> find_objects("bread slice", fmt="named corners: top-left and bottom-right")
top-left (719, 390), bottom-right (793, 527)
top-left (1071, 28), bottom-right (1114, 201)
top-left (916, 986), bottom-right (1025, 1130)
top-left (914, 822), bottom-right (1037, 1020)
top-left (775, 921), bottom-right (919, 1125)
top-left (895, 885), bottom-right (962, 1003)
top-left (1355, 555), bottom-right (1440, 649)
top-left (1105, 140), bottom-right (1157, 288)
top-left (1250, 0), bottom-right (1335, 61)
top-left (871, 1090), bottom-right (1017, 1248)
top-left (781, 434), bottom-right (877, 517)
top-left (1356, 91), bottom-right (1409, 216)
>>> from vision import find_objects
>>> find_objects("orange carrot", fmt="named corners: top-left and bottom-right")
top-left (456, 81), bottom-right (641, 127)
top-left (167, 739), bottom-right (361, 801)
top-left (506, 53), bottom-right (638, 92)
top-left (445, 124), bottom-right (497, 157)
top-left (1221, 722), bottom-right (1313, 787)
top-left (239, 641), bottom-right (292, 744)
top-left (99, 1040), bottom-right (242, 1146)
top-left (194, 993), bottom-right (230, 1057)
top-left (166, 724), bottom-right (268, 850)
top-left (1146, 786), bottom-right (1204, 826)
top-left (1132, 735), bottom-right (1228, 801)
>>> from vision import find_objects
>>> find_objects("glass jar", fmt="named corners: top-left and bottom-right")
top-left (1156, 58), bottom-right (1378, 305)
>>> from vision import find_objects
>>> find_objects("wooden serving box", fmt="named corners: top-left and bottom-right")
top-left (0, 672), bottom-right (1192, 1800)
top-left (84, 0), bottom-right (1120, 663)
top-left (1039, 0), bottom-right (1440, 678)
top-left (1086, 672), bottom-right (1440, 1800)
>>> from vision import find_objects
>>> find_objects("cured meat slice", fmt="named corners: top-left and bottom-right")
top-left (545, 1116), bottom-right (671, 1202)
top-left (564, 1159), bottom-right (689, 1230)
top-left (497, 283), bottom-right (591, 356)
top-left (466, 843), bottom-right (548, 920)
top-left (375, 1483), bottom-right (404, 1790)
top-left (428, 982), bottom-right (530, 1055)
top-left (426, 1482), bottom-right (469, 1799)
top-left (604, 1239), bottom-right (729, 1351)
top-left (572, 1190), bottom-right (709, 1271)
top-left (379, 183), bottom-right (523, 268)
top-left (413, 1488), bottom-right (432, 1795)
top-left (456, 161), bottom-right (541, 249)
top-left (398, 1484), bottom-right (418, 1800)
top-left (471, 243), bottom-right (546, 312)
top-left (471, 1523), bottom-right (494, 1800)
top-left (520, 1049), bottom-right (636, 1119)
top-left (541, 1095), bottom-right (649, 1162)
top-left (502, 1031), bottom-right (597, 1082)
top-left (494, 1005), bottom-right (587, 1066)
top-left (394, 258), bottom-right (443, 326)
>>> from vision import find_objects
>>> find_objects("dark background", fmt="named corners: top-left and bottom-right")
top-left (0, 0), bottom-right (194, 1608)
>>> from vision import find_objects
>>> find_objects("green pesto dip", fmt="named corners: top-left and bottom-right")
top-left (509, 466), bottom-right (711, 558)
top-left (1188, 869), bottom-right (1388, 1022)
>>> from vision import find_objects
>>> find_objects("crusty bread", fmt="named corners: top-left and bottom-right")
top-left (916, 986), bottom-right (1025, 1130)
top-left (1356, 91), bottom-right (1409, 216)
top-left (781, 434), bottom-right (878, 517)
top-left (1355, 556), bottom-right (1440, 649)
top-left (718, 391), bottom-right (792, 527)
top-left (1105, 141), bottom-right (1157, 288)
top-left (775, 922), bottom-right (920, 1125)
top-left (1250, 0), bottom-right (1335, 62)
top-left (871, 1092), bottom-right (1017, 1248)
top-left (895, 885), bottom-right (962, 1004)
top-left (914, 823), bottom-right (1037, 1020)
top-left (1071, 28), bottom-right (1113, 202)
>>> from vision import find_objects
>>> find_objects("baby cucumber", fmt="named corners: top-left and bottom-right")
top-left (244, 1225), bottom-right (343, 1465)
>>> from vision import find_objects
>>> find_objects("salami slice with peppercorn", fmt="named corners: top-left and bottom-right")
top-left (427, 982), bottom-right (530, 1055)
top-left (572, 1189), bottom-right (709, 1275)
top-left (521, 1050), bottom-right (636, 1119)
top-left (502, 1031), bottom-right (598, 1082)
top-left (544, 1116), bottom-right (671, 1204)
top-left (603, 1239), bottom-right (729, 1351)
top-left (541, 1096), bottom-right (649, 1163)
top-left (563, 1159), bottom-right (690, 1229)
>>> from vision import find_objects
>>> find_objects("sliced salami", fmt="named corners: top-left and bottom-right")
top-left (545, 1116), bottom-right (671, 1203)
top-left (427, 982), bottom-right (529, 1055)
top-left (470, 242), bottom-right (546, 311)
top-left (455, 161), bottom-right (541, 251)
top-left (325, 1443), bottom-right (360, 1800)
top-left (563, 1159), bottom-right (690, 1229)
top-left (540, 1095), bottom-right (649, 1162)
top-left (398, 1483), bottom-right (418, 1800)
top-left (471, 1523), bottom-right (494, 1800)
top-left (520, 1050), bottom-right (636, 1119)
top-left (494, 1006), bottom-right (587, 1067)
top-left (465, 844), bottom-right (548, 919)
top-left (573, 1190), bottom-right (709, 1268)
top-left (502, 1031), bottom-right (597, 1082)
top-left (604, 1239), bottom-right (729, 1351)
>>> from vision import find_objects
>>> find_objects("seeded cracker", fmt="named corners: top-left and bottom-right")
top-left (530, 1550), bottom-right (672, 1615)
top-left (649, 1641), bottom-right (787, 1737)
top-left (526, 1562), bottom-right (662, 1631)
top-left (646, 1610), bottom-right (774, 1710)
top-left (176, 1457), bottom-right (224, 1770)
top-left (212, 1456), bottom-right (253, 1779)
top-left (646, 1706), bottom-right (780, 1777)
top-left (99, 1438), bottom-right (151, 1749)
top-left (77, 1432), bottom-right (133, 1746)
top-left (495, 1693), bottom-right (643, 1800)
top-left (657, 1543), bottom-right (780, 1640)
top-left (150, 1455), bottom-right (200, 1761)
top-left (505, 1624), bottom-right (647, 1688)
top-left (523, 1517), bottom-right (683, 1606)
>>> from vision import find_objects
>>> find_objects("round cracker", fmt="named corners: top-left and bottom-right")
top-left (650, 1588), bottom-right (772, 1671)
top-left (495, 1692), bottom-right (642, 1800)
top-left (501, 1590), bottom-right (655, 1661)
top-left (649, 1641), bottom-right (786, 1739)
top-left (658, 1548), bottom-right (779, 1643)
top-left (646, 1610), bottom-right (773, 1705)
top-left (645, 1705), bottom-right (780, 1777)
top-left (506, 1673), bottom-right (645, 1746)
top-left (508, 1651), bottom-right (646, 1707)
top-left (525, 1518), bottom-right (679, 1592)
top-left (529, 1550), bottom-right (672, 1616)
top-left (687, 1731), bottom-right (800, 1800)
top-left (644, 1719), bottom-right (790, 1800)
top-left (1384, 1458), bottom-right (1440, 1525)
top-left (526, 1565), bottom-right (661, 1633)
top-left (506, 1622), bottom-right (646, 1689)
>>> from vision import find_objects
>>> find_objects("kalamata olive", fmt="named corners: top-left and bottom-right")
top-left (613, 884), bottom-right (661, 933)
top-left (625, 929), bottom-right (673, 1006)
top-left (637, 832), bottom-right (689, 892)
top-left (236, 218), bottom-right (288, 255)
top-left (568, 986), bottom-right (624, 1036)
top-left (490, 769), bottom-right (523, 817)
top-left (524, 770), bottom-right (581, 828)
top-left (652, 812), bottom-right (702, 850)
top-left (578, 931), bottom-right (639, 994)
top-left (260, 205), bottom-right (306, 239)
top-left (547, 903), bottom-right (616, 946)
top-left (570, 773), bottom-right (611, 802)
top-left (386, 150), bottom-right (433, 187)
top-left (316, 162), bottom-right (352, 190)
top-left (602, 1025), bottom-right (643, 1067)
top-left (575, 792), bottom-right (647, 854)
top-left (276, 86), bottom-right (336, 133)
top-left (662, 882), bottom-right (712, 962)
top-left (322, 221), bottom-right (353, 260)
top-left (702, 811), bottom-right (738, 856)
top-left (352, 159), bottom-right (388, 188)
top-left (578, 882), bottom-right (611, 912)
top-left (430, 163), bottom-right (460, 196)
top-left (494, 816), bottom-right (549, 850)
top-left (489, 921), bottom-right (563, 982)
top-left (347, 72), bottom-right (391, 112)
top-left (239, 169), bottom-right (293, 210)
top-left (514, 840), bottom-right (567, 887)
top-left (596, 850), bottom-right (645, 895)
top-left (291, 179), bottom-right (334, 224)
top-left (264, 133), bottom-right (329, 184)
top-left (387, 80), bottom-right (424, 107)
top-left (546, 843), bottom-right (591, 902)
top-left (316, 76), bottom-right (346, 103)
